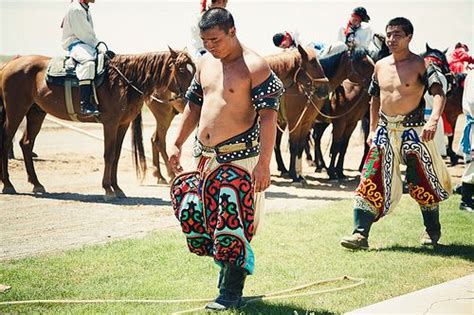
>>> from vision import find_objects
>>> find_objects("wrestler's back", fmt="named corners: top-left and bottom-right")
top-left (198, 49), bottom-right (259, 146)
top-left (378, 54), bottom-right (426, 116)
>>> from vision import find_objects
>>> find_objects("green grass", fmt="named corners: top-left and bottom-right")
top-left (1, 195), bottom-right (473, 314)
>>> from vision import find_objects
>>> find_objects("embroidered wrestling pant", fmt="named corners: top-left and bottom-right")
top-left (170, 150), bottom-right (263, 275)
top-left (355, 115), bottom-right (452, 220)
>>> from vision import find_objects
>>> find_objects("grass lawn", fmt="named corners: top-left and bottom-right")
top-left (1, 195), bottom-right (473, 314)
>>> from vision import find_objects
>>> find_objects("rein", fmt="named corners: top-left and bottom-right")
top-left (108, 63), bottom-right (185, 105)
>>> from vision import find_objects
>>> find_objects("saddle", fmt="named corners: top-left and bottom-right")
top-left (45, 53), bottom-right (108, 122)
top-left (45, 53), bottom-right (107, 87)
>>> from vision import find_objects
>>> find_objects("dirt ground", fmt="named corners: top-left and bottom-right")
top-left (0, 111), bottom-right (465, 261)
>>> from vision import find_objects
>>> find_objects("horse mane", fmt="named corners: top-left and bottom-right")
top-left (107, 51), bottom-right (176, 104)
top-left (319, 47), bottom-right (348, 79)
top-left (264, 50), bottom-right (302, 80)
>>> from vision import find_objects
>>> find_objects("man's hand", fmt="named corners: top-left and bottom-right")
top-left (168, 145), bottom-right (184, 174)
top-left (366, 130), bottom-right (376, 146)
top-left (421, 119), bottom-right (438, 142)
top-left (252, 162), bottom-right (271, 193)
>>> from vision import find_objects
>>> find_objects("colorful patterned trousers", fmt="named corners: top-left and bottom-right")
top-left (170, 152), bottom-right (263, 274)
top-left (355, 114), bottom-right (452, 220)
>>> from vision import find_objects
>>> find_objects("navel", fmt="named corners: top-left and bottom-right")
top-left (229, 88), bottom-right (234, 93)
top-left (405, 84), bottom-right (410, 87)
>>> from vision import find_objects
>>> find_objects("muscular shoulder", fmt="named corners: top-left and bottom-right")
top-left (411, 53), bottom-right (426, 73)
top-left (243, 49), bottom-right (271, 88)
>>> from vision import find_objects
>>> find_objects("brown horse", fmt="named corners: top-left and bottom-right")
top-left (312, 35), bottom-right (391, 179)
top-left (266, 45), bottom-right (330, 183)
top-left (444, 73), bottom-right (464, 165)
top-left (0, 48), bottom-right (194, 199)
top-left (274, 45), bottom-right (374, 182)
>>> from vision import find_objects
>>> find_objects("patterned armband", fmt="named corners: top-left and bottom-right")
top-left (424, 62), bottom-right (444, 95)
top-left (185, 76), bottom-right (203, 106)
top-left (251, 71), bottom-right (284, 112)
top-left (368, 74), bottom-right (380, 97)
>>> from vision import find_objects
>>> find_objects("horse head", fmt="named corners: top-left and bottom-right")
top-left (370, 33), bottom-right (391, 62)
top-left (421, 43), bottom-right (450, 75)
top-left (166, 47), bottom-right (195, 100)
top-left (293, 44), bottom-right (330, 100)
top-left (346, 47), bottom-right (375, 88)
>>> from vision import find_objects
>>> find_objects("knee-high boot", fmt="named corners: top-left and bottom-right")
top-left (420, 205), bottom-right (441, 245)
top-left (206, 262), bottom-right (247, 310)
top-left (460, 182), bottom-right (474, 212)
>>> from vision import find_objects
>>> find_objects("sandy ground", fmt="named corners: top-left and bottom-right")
top-left (0, 111), bottom-right (464, 261)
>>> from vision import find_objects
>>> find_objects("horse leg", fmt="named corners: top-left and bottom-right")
top-left (20, 104), bottom-right (47, 193)
top-left (304, 132), bottom-right (314, 165)
top-left (274, 127), bottom-right (288, 176)
top-left (1, 107), bottom-right (30, 194)
top-left (151, 132), bottom-right (167, 184)
top-left (327, 139), bottom-right (341, 180)
top-left (102, 123), bottom-right (119, 200)
top-left (110, 124), bottom-right (129, 198)
top-left (446, 135), bottom-right (459, 166)
top-left (312, 122), bottom-right (329, 172)
top-left (336, 137), bottom-right (351, 179)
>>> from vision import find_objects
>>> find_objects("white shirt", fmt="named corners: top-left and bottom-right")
top-left (62, 0), bottom-right (99, 50)
top-left (463, 71), bottom-right (474, 116)
top-left (337, 23), bottom-right (373, 50)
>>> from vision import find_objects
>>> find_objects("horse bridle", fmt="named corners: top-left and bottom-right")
top-left (293, 65), bottom-right (329, 100)
top-left (108, 56), bottom-right (192, 105)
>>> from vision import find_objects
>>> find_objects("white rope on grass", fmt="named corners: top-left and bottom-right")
top-left (0, 275), bottom-right (365, 314)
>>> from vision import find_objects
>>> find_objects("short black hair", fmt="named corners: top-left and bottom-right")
top-left (386, 17), bottom-right (414, 36)
top-left (273, 33), bottom-right (284, 47)
top-left (199, 7), bottom-right (234, 33)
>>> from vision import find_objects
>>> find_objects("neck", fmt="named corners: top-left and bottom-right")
top-left (221, 40), bottom-right (243, 64)
top-left (392, 49), bottom-right (411, 62)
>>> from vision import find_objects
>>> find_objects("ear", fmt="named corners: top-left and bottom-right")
top-left (442, 48), bottom-right (448, 54)
top-left (297, 44), bottom-right (308, 62)
top-left (426, 43), bottom-right (431, 51)
top-left (168, 46), bottom-right (178, 58)
top-left (229, 26), bottom-right (236, 37)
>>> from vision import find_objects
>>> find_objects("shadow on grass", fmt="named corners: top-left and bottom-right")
top-left (29, 192), bottom-right (171, 206)
top-left (378, 243), bottom-right (474, 262)
top-left (240, 298), bottom-right (336, 315)
top-left (265, 191), bottom-right (344, 202)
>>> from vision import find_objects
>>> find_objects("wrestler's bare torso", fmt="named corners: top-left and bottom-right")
top-left (197, 47), bottom-right (262, 146)
top-left (377, 53), bottom-right (426, 116)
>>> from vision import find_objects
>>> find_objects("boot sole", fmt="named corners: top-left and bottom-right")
top-left (340, 240), bottom-right (369, 250)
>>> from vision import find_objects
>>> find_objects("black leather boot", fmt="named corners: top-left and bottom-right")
top-left (420, 206), bottom-right (441, 245)
top-left (205, 263), bottom-right (247, 311)
top-left (79, 80), bottom-right (99, 116)
top-left (340, 208), bottom-right (375, 250)
top-left (460, 182), bottom-right (474, 212)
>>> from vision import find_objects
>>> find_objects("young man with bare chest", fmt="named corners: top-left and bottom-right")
top-left (168, 8), bottom-right (283, 310)
top-left (340, 17), bottom-right (452, 250)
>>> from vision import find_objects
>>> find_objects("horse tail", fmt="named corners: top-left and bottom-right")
top-left (131, 112), bottom-right (147, 181)
top-left (0, 96), bottom-right (4, 153)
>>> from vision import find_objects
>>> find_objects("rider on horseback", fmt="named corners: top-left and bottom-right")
top-left (61, 0), bottom-right (101, 116)
top-left (337, 7), bottom-right (373, 50)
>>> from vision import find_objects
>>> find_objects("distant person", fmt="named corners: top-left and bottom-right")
top-left (190, 0), bottom-right (228, 58)
top-left (459, 70), bottom-right (474, 212)
top-left (449, 42), bottom-right (474, 74)
top-left (272, 31), bottom-right (326, 55)
top-left (337, 6), bottom-right (373, 50)
top-left (340, 17), bottom-right (452, 250)
top-left (170, 8), bottom-right (283, 311)
top-left (61, 0), bottom-right (104, 116)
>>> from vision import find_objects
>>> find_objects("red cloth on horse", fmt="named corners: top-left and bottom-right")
top-left (449, 48), bottom-right (474, 73)
top-left (442, 112), bottom-right (453, 136)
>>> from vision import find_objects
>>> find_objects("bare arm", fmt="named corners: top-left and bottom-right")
top-left (168, 102), bottom-right (201, 174)
top-left (422, 83), bottom-right (446, 142)
top-left (253, 109), bottom-right (277, 192)
top-left (367, 64), bottom-right (380, 146)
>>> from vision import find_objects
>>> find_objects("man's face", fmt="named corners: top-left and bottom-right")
top-left (386, 25), bottom-right (412, 53)
top-left (201, 26), bottom-right (235, 59)
top-left (279, 36), bottom-right (292, 49)
top-left (210, 0), bottom-right (227, 8)
top-left (349, 15), bottom-right (361, 27)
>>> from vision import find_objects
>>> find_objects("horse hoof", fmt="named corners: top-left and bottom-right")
top-left (103, 193), bottom-right (117, 202)
top-left (33, 186), bottom-right (46, 194)
top-left (280, 172), bottom-right (290, 179)
top-left (291, 181), bottom-right (304, 188)
top-left (156, 178), bottom-right (168, 185)
top-left (115, 190), bottom-right (127, 199)
top-left (2, 187), bottom-right (17, 194)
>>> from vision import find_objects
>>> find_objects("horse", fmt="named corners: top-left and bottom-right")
top-left (420, 43), bottom-right (462, 165)
top-left (312, 34), bottom-right (391, 180)
top-left (266, 45), bottom-right (330, 183)
top-left (0, 48), bottom-right (195, 199)
top-left (273, 44), bottom-right (373, 183)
